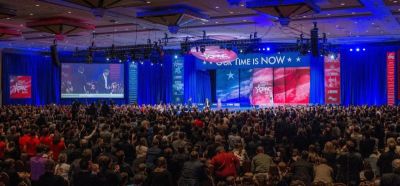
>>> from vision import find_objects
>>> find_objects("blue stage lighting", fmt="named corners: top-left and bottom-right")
top-left (330, 55), bottom-right (335, 59)
top-left (106, 57), bottom-right (110, 61)
top-left (258, 48), bottom-right (261, 51)
top-left (350, 48), bottom-right (353, 52)
top-left (174, 55), bottom-right (178, 59)
top-left (362, 48), bottom-right (366, 51)
top-left (267, 47), bottom-right (270, 51)
top-left (240, 49), bottom-right (243, 53)
top-left (262, 48), bottom-right (265, 51)
top-left (356, 48), bottom-right (360, 52)
top-left (119, 59), bottom-right (122, 63)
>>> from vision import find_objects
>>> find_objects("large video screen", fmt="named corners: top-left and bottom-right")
top-left (61, 64), bottom-right (124, 98)
top-left (216, 67), bottom-right (310, 106)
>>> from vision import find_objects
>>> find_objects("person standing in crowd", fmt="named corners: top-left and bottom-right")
top-left (290, 151), bottom-right (314, 185)
top-left (251, 146), bottom-right (273, 185)
top-left (210, 146), bottom-right (240, 182)
top-left (336, 140), bottom-right (363, 186)
top-left (178, 151), bottom-right (207, 186)
top-left (37, 159), bottom-right (68, 186)
top-left (381, 159), bottom-right (400, 186)
top-left (378, 138), bottom-right (400, 175)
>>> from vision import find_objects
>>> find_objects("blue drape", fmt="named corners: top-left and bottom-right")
top-left (137, 55), bottom-right (172, 105)
top-left (340, 46), bottom-right (392, 105)
top-left (2, 52), bottom-right (60, 105)
top-left (184, 55), bottom-right (211, 103)
top-left (309, 56), bottom-right (325, 104)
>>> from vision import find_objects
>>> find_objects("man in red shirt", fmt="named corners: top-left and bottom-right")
top-left (39, 128), bottom-right (53, 147)
top-left (50, 135), bottom-right (65, 161)
top-left (19, 131), bottom-right (31, 153)
top-left (210, 146), bottom-right (240, 182)
top-left (26, 131), bottom-right (40, 157)
top-left (0, 136), bottom-right (6, 160)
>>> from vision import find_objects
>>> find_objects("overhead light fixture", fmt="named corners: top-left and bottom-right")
top-left (215, 6), bottom-right (219, 9)
top-left (146, 1), bottom-right (151, 3)
top-left (340, 3), bottom-right (345, 6)
top-left (35, 4), bottom-right (40, 7)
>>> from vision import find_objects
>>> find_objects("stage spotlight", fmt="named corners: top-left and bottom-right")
top-left (262, 48), bottom-right (265, 51)
top-left (106, 57), bottom-right (110, 61)
top-left (151, 63), bottom-right (153, 66)
top-left (119, 59), bottom-right (122, 63)
top-left (240, 49), bottom-right (243, 53)
top-left (267, 47), bottom-right (270, 51)
top-left (258, 48), bottom-right (261, 51)
top-left (174, 55), bottom-right (178, 59)
top-left (350, 48), bottom-right (353, 52)
top-left (363, 48), bottom-right (366, 51)
top-left (160, 64), bottom-right (163, 66)
top-left (356, 48), bottom-right (360, 52)
top-left (330, 54), bottom-right (335, 60)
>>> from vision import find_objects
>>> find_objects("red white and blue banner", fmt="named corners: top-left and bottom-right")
top-left (387, 52), bottom-right (395, 105)
top-left (10, 76), bottom-right (32, 99)
top-left (324, 54), bottom-right (341, 104)
top-left (194, 49), bottom-right (310, 69)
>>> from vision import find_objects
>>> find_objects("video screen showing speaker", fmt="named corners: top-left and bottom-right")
top-left (61, 63), bottom-right (124, 98)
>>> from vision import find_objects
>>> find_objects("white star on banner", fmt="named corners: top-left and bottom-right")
top-left (227, 71), bottom-right (234, 79)
top-left (287, 57), bottom-right (292, 62)
top-left (296, 57), bottom-right (301, 62)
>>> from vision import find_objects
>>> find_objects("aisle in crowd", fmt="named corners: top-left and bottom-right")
top-left (0, 103), bottom-right (400, 186)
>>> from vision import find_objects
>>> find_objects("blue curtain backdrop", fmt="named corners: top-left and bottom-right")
top-left (2, 51), bottom-right (60, 105)
top-left (340, 46), bottom-right (397, 105)
top-left (184, 55), bottom-right (211, 103)
top-left (137, 55), bottom-right (172, 105)
top-left (309, 56), bottom-right (325, 104)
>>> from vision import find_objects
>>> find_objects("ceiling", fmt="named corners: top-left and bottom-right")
top-left (0, 0), bottom-right (399, 51)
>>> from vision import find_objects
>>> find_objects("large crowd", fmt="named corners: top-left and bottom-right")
top-left (0, 103), bottom-right (400, 186)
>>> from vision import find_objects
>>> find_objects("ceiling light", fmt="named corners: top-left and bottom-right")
top-left (240, 4), bottom-right (245, 7)
top-left (229, 11), bottom-right (234, 14)
top-left (146, 1), bottom-right (151, 4)
top-left (29, 13), bottom-right (34, 16)
top-left (340, 3), bottom-right (345, 6)
top-left (215, 21), bottom-right (219, 24)
top-left (303, 15), bottom-right (307, 18)
top-left (394, 0), bottom-right (398, 3)
top-left (6, 17), bottom-right (11, 20)
top-left (35, 4), bottom-right (40, 7)
top-left (215, 6), bottom-right (219, 9)
top-left (68, 11), bottom-right (72, 14)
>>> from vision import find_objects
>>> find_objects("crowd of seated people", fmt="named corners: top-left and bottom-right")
top-left (0, 103), bottom-right (400, 186)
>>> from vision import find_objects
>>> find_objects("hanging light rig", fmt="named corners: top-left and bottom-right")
top-left (296, 22), bottom-right (331, 56)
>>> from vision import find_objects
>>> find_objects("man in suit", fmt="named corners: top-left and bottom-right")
top-left (381, 159), bottom-right (400, 186)
top-left (73, 65), bottom-right (87, 93)
top-left (97, 69), bottom-right (110, 93)
top-left (290, 151), bottom-right (314, 185)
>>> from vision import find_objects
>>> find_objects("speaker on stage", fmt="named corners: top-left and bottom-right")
top-left (50, 44), bottom-right (60, 67)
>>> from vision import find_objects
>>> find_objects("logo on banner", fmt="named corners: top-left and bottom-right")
top-left (191, 46), bottom-right (237, 63)
top-left (10, 76), bottom-right (32, 99)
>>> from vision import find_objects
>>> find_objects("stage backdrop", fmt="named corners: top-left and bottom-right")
top-left (216, 67), bottom-right (310, 106)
